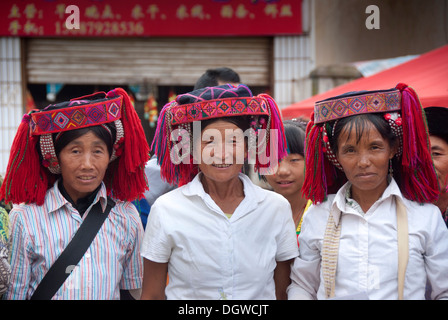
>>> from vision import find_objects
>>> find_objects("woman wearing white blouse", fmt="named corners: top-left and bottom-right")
top-left (140, 85), bottom-right (298, 300)
top-left (288, 84), bottom-right (448, 300)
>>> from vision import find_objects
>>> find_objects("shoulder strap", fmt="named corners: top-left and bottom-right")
top-left (322, 209), bottom-right (342, 299)
top-left (395, 196), bottom-right (409, 300)
top-left (30, 197), bottom-right (115, 300)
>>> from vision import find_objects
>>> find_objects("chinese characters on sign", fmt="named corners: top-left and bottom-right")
top-left (0, 0), bottom-right (302, 37)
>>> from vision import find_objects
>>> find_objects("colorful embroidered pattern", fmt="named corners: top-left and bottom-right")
top-left (29, 96), bottom-right (122, 135)
top-left (168, 97), bottom-right (269, 125)
top-left (0, 207), bottom-right (8, 250)
top-left (314, 90), bottom-right (401, 124)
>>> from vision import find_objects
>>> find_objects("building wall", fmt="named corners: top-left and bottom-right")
top-left (273, 35), bottom-right (314, 110)
top-left (314, 0), bottom-right (447, 66)
top-left (0, 37), bottom-right (23, 176)
top-left (273, 0), bottom-right (315, 109)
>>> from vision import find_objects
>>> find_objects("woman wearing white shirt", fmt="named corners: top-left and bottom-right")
top-left (288, 83), bottom-right (448, 300)
top-left (140, 84), bottom-right (299, 300)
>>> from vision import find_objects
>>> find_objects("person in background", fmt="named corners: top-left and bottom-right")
top-left (194, 67), bottom-right (240, 90)
top-left (288, 83), bottom-right (448, 300)
top-left (425, 106), bottom-right (448, 227)
top-left (264, 119), bottom-right (311, 244)
top-left (141, 84), bottom-right (298, 300)
top-left (1, 88), bottom-right (149, 300)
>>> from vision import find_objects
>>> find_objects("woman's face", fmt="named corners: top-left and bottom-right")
top-left (429, 135), bottom-right (448, 193)
top-left (265, 153), bottom-right (304, 199)
top-left (336, 121), bottom-right (395, 198)
top-left (196, 119), bottom-right (246, 184)
top-left (58, 131), bottom-right (110, 203)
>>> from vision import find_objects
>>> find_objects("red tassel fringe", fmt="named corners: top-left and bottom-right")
top-left (0, 114), bottom-right (54, 205)
top-left (396, 83), bottom-right (439, 203)
top-left (302, 114), bottom-right (327, 204)
top-left (105, 88), bottom-right (150, 201)
top-left (1, 89), bottom-right (150, 205)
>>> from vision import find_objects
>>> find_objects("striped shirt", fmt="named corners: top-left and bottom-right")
top-left (4, 181), bottom-right (143, 300)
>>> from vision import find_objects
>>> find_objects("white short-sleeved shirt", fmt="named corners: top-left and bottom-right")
top-left (288, 178), bottom-right (448, 300)
top-left (141, 173), bottom-right (299, 300)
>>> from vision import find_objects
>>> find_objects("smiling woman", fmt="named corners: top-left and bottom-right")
top-left (288, 83), bottom-right (448, 300)
top-left (264, 119), bottom-right (310, 242)
top-left (0, 88), bottom-right (149, 300)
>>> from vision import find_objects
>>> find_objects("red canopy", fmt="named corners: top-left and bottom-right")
top-left (282, 44), bottom-right (448, 119)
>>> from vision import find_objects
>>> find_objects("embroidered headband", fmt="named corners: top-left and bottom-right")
top-left (152, 84), bottom-right (287, 186)
top-left (313, 88), bottom-right (402, 124)
top-left (0, 88), bottom-right (150, 205)
top-left (302, 83), bottom-right (438, 205)
top-left (29, 94), bottom-right (125, 174)
top-left (318, 93), bottom-right (404, 171)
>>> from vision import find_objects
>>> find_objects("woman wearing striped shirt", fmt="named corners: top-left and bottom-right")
top-left (0, 88), bottom-right (149, 299)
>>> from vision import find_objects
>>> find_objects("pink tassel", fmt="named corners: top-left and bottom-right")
top-left (258, 94), bottom-right (288, 173)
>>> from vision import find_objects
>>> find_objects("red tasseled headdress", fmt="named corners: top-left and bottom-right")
top-left (0, 88), bottom-right (150, 205)
top-left (151, 84), bottom-right (287, 186)
top-left (302, 83), bottom-right (439, 204)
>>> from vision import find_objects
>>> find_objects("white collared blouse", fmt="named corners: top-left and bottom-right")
top-left (141, 173), bottom-right (299, 300)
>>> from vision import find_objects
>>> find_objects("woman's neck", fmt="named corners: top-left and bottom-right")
top-left (350, 180), bottom-right (388, 213)
top-left (286, 194), bottom-right (308, 227)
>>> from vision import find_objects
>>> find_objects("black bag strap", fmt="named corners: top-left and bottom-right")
top-left (30, 197), bottom-right (115, 300)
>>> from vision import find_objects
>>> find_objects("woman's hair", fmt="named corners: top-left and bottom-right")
top-left (283, 119), bottom-right (307, 156)
top-left (53, 124), bottom-right (116, 159)
top-left (194, 67), bottom-right (241, 90)
top-left (329, 113), bottom-right (398, 155)
top-left (200, 115), bottom-right (250, 133)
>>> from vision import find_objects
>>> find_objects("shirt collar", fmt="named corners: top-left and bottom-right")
top-left (44, 180), bottom-right (109, 214)
top-left (182, 172), bottom-right (266, 204)
top-left (330, 178), bottom-right (403, 225)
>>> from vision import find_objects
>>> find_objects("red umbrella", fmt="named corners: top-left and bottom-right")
top-left (282, 44), bottom-right (448, 119)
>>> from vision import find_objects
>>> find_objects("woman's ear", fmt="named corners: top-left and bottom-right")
top-left (390, 142), bottom-right (399, 160)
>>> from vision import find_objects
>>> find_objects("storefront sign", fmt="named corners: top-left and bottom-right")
top-left (0, 0), bottom-right (302, 37)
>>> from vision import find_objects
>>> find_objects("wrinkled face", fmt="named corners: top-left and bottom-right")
top-left (58, 131), bottom-right (110, 203)
top-left (196, 120), bottom-right (247, 184)
top-left (336, 121), bottom-right (395, 197)
top-left (265, 153), bottom-right (304, 199)
top-left (429, 135), bottom-right (448, 193)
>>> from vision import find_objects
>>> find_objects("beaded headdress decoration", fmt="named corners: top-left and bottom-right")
top-left (0, 88), bottom-right (150, 205)
top-left (152, 84), bottom-right (287, 186)
top-left (302, 83), bottom-right (438, 204)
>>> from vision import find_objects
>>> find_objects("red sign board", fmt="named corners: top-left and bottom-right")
top-left (0, 0), bottom-right (302, 37)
